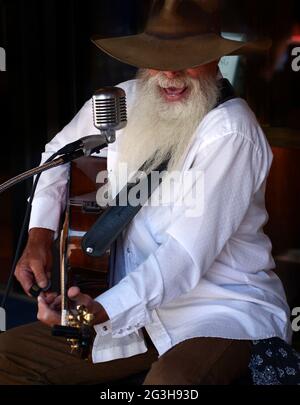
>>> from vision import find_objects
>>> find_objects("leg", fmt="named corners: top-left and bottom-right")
top-left (144, 337), bottom-right (252, 385)
top-left (0, 322), bottom-right (158, 385)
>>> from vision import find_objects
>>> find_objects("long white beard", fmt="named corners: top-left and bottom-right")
top-left (118, 69), bottom-right (220, 177)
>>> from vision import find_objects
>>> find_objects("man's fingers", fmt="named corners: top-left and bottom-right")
top-left (50, 295), bottom-right (62, 310)
top-left (68, 286), bottom-right (81, 298)
top-left (30, 259), bottom-right (48, 289)
top-left (15, 267), bottom-right (34, 296)
top-left (43, 292), bottom-right (58, 305)
top-left (67, 287), bottom-right (109, 325)
top-left (15, 259), bottom-right (48, 295)
top-left (37, 295), bottom-right (60, 327)
top-left (67, 287), bottom-right (94, 312)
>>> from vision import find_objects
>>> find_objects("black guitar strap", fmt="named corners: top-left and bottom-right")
top-left (215, 78), bottom-right (236, 108)
top-left (82, 78), bottom-right (236, 259)
top-left (82, 158), bottom-right (169, 258)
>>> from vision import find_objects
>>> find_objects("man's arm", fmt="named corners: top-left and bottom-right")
top-left (29, 99), bottom-right (94, 236)
top-left (16, 99), bottom-right (95, 294)
top-left (94, 132), bottom-right (271, 337)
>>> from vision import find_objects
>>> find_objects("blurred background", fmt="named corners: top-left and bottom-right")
top-left (0, 0), bottom-right (299, 344)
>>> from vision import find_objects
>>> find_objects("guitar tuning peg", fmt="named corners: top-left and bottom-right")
top-left (71, 343), bottom-right (80, 352)
top-left (77, 305), bottom-right (86, 314)
top-left (83, 313), bottom-right (94, 324)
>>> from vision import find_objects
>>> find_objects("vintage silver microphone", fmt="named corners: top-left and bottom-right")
top-left (92, 86), bottom-right (127, 139)
top-left (57, 86), bottom-right (127, 156)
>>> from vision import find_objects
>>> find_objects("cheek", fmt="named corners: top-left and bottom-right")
top-left (187, 63), bottom-right (218, 79)
top-left (148, 69), bottom-right (159, 77)
top-left (187, 69), bottom-right (204, 79)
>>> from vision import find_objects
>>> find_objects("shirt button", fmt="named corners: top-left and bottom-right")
top-left (118, 329), bottom-right (123, 334)
top-left (102, 326), bottom-right (108, 332)
top-left (127, 248), bottom-right (131, 254)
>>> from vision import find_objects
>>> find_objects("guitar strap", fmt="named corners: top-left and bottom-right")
top-left (82, 79), bottom-right (236, 260)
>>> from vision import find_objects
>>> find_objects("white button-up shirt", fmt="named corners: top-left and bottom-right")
top-left (29, 79), bottom-right (292, 364)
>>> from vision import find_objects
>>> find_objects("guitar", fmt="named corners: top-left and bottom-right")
top-left (52, 156), bottom-right (110, 358)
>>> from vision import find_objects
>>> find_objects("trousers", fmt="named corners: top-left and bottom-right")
top-left (0, 322), bottom-right (251, 385)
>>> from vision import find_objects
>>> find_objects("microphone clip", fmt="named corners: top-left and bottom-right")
top-left (79, 134), bottom-right (110, 156)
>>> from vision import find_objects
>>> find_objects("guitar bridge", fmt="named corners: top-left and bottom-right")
top-left (82, 201), bottom-right (103, 214)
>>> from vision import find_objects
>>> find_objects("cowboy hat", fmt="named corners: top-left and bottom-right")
top-left (91, 0), bottom-right (272, 71)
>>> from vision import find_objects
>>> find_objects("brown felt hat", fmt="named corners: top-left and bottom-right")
top-left (92, 0), bottom-right (272, 71)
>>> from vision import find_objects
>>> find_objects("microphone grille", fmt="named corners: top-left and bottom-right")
top-left (93, 87), bottom-right (127, 131)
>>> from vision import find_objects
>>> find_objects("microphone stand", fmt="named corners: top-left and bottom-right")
top-left (0, 134), bottom-right (109, 314)
top-left (0, 150), bottom-right (84, 195)
top-left (0, 134), bottom-right (110, 196)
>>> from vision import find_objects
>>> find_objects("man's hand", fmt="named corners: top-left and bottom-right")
top-left (37, 287), bottom-right (110, 328)
top-left (15, 228), bottom-right (54, 295)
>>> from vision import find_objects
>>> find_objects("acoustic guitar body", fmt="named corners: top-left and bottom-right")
top-left (61, 156), bottom-right (110, 299)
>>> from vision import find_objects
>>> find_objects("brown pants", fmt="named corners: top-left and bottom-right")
top-left (0, 322), bottom-right (251, 385)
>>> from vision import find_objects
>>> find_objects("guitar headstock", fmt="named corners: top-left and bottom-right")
top-left (52, 305), bottom-right (95, 360)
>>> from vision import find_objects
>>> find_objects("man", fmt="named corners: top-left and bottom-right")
top-left (0, 0), bottom-right (292, 385)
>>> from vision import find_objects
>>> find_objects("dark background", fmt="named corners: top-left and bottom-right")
top-left (0, 0), bottom-right (299, 328)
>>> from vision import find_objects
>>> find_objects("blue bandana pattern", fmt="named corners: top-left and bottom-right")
top-left (249, 338), bottom-right (300, 385)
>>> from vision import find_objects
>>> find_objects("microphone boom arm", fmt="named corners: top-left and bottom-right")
top-left (0, 134), bottom-right (108, 195)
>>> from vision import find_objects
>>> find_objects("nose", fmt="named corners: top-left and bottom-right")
top-left (162, 71), bottom-right (182, 79)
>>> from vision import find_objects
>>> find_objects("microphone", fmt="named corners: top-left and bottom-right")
top-left (92, 86), bottom-right (127, 143)
top-left (56, 87), bottom-right (127, 156)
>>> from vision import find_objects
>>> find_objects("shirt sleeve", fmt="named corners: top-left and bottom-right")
top-left (95, 132), bottom-right (271, 338)
top-left (29, 99), bottom-right (95, 237)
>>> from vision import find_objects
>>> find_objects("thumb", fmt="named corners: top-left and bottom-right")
top-left (68, 287), bottom-right (93, 310)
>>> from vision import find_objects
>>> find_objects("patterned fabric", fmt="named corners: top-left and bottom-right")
top-left (249, 338), bottom-right (300, 385)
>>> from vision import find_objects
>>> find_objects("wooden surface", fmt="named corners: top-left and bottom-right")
top-left (264, 127), bottom-right (300, 149)
top-left (265, 146), bottom-right (300, 255)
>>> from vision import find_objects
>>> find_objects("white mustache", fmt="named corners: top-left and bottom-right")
top-left (151, 73), bottom-right (193, 90)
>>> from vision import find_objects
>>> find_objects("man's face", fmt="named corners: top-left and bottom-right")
top-left (147, 62), bottom-right (219, 102)
top-left (117, 62), bottom-right (220, 176)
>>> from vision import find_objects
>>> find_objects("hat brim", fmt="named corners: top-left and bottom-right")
top-left (92, 32), bottom-right (272, 71)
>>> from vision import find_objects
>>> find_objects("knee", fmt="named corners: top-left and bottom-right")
top-left (144, 356), bottom-right (192, 385)
top-left (0, 329), bottom-right (24, 369)
top-left (0, 331), bottom-right (19, 384)
top-left (0, 328), bottom-right (45, 385)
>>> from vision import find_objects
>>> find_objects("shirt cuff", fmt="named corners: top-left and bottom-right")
top-left (29, 196), bottom-right (61, 238)
top-left (94, 319), bottom-right (112, 337)
top-left (95, 281), bottom-right (151, 338)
